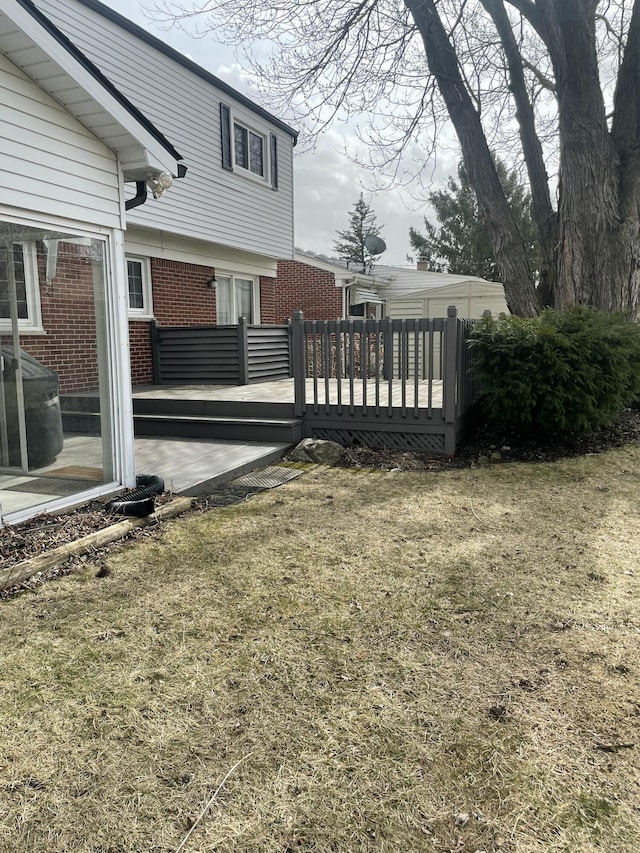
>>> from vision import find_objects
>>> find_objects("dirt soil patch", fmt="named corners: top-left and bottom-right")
top-left (1, 445), bottom-right (640, 851)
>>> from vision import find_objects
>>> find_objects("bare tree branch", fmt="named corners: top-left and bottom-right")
top-left (148, 0), bottom-right (640, 315)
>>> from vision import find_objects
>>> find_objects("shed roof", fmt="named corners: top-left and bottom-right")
top-left (294, 250), bottom-right (392, 287)
top-left (377, 265), bottom-right (495, 296)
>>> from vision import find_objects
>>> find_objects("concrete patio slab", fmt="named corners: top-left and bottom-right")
top-left (134, 436), bottom-right (291, 496)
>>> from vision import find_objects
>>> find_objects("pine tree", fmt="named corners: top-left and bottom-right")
top-left (333, 194), bottom-right (383, 272)
top-left (409, 160), bottom-right (540, 282)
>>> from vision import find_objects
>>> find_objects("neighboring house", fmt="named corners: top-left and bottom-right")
top-left (0, 0), bottom-right (183, 523)
top-left (276, 252), bottom-right (388, 321)
top-left (377, 263), bottom-right (509, 319)
top-left (275, 256), bottom-right (508, 324)
top-left (33, 0), bottom-right (298, 386)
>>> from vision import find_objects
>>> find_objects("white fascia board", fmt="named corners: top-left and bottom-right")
top-left (0, 0), bottom-right (180, 179)
top-left (125, 226), bottom-right (279, 278)
top-left (293, 254), bottom-right (390, 288)
top-left (293, 252), bottom-right (351, 277)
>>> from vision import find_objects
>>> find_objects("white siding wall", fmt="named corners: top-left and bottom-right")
top-left (0, 51), bottom-right (121, 229)
top-left (124, 227), bottom-right (278, 279)
top-left (35, 0), bottom-right (295, 261)
top-left (384, 283), bottom-right (509, 381)
top-left (385, 283), bottom-right (509, 319)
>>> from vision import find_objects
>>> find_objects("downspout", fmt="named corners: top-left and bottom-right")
top-left (125, 181), bottom-right (147, 211)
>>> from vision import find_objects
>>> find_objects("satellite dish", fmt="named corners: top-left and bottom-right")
top-left (364, 234), bottom-right (387, 256)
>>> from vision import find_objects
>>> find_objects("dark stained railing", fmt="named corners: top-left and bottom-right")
top-left (291, 308), bottom-right (478, 454)
top-left (148, 309), bottom-right (479, 454)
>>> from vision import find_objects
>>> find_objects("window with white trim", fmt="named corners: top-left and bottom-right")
top-left (220, 102), bottom-right (279, 189)
top-left (215, 274), bottom-right (259, 324)
top-left (126, 256), bottom-right (153, 318)
top-left (0, 242), bottom-right (42, 333)
top-left (234, 122), bottom-right (265, 178)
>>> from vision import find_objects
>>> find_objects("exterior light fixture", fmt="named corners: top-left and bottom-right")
top-left (146, 171), bottom-right (174, 199)
top-left (206, 276), bottom-right (217, 288)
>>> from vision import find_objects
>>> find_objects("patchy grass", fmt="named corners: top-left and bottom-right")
top-left (1, 449), bottom-right (640, 852)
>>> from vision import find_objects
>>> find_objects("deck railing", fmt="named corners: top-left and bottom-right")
top-left (148, 310), bottom-right (479, 455)
top-left (291, 308), bottom-right (478, 454)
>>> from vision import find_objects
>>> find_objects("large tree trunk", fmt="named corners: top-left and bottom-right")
top-left (481, 0), bottom-right (558, 307)
top-left (405, 0), bottom-right (542, 317)
top-left (531, 0), bottom-right (640, 313)
top-left (610, 0), bottom-right (640, 315)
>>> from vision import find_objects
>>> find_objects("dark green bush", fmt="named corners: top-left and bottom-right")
top-left (469, 307), bottom-right (640, 435)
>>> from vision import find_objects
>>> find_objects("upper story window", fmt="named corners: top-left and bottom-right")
top-left (126, 256), bottom-right (153, 319)
top-left (0, 243), bottom-right (43, 334)
top-left (220, 102), bottom-right (278, 189)
top-left (234, 122), bottom-right (265, 178)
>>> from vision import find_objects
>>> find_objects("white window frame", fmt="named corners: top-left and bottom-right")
top-left (126, 255), bottom-right (153, 319)
top-left (232, 118), bottom-right (269, 184)
top-left (215, 273), bottom-right (260, 324)
top-left (0, 242), bottom-right (43, 334)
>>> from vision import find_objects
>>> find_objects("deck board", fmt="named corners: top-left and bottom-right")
top-left (132, 378), bottom-right (444, 409)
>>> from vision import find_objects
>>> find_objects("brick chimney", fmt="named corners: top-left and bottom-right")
top-left (417, 259), bottom-right (429, 272)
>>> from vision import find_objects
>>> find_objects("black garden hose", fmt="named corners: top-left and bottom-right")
top-left (105, 474), bottom-right (165, 518)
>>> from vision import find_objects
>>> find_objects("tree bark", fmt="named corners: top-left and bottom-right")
top-left (530, 0), bottom-right (640, 313)
top-left (405, 0), bottom-right (542, 317)
top-left (480, 0), bottom-right (558, 307)
top-left (610, 0), bottom-right (640, 314)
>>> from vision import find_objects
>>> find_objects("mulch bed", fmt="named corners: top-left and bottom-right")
top-left (0, 494), bottom-right (179, 599)
top-left (2, 408), bottom-right (639, 595)
top-left (338, 407), bottom-right (640, 471)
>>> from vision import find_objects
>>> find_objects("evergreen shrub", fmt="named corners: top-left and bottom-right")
top-left (469, 307), bottom-right (640, 435)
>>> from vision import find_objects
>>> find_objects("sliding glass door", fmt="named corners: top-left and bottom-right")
top-left (0, 220), bottom-right (117, 522)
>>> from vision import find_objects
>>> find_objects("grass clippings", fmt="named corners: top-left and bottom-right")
top-left (1, 448), bottom-right (640, 852)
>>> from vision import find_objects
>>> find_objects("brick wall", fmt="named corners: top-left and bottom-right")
top-left (129, 322), bottom-right (154, 386)
top-left (148, 257), bottom-right (216, 326)
top-left (20, 243), bottom-right (100, 394)
top-left (274, 260), bottom-right (343, 322)
top-left (259, 275), bottom-right (276, 324)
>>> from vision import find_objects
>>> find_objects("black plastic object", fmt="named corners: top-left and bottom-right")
top-left (105, 474), bottom-right (165, 518)
top-left (2, 346), bottom-right (64, 469)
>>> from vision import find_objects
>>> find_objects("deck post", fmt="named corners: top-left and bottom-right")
top-left (292, 310), bottom-right (306, 417)
top-left (443, 307), bottom-right (461, 455)
top-left (150, 319), bottom-right (162, 385)
top-left (285, 318), bottom-right (293, 377)
top-left (382, 317), bottom-right (393, 380)
top-left (443, 306), bottom-right (459, 426)
top-left (237, 316), bottom-right (249, 385)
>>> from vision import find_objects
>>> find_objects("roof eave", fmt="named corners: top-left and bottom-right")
top-left (71, 0), bottom-right (299, 144)
top-left (2, 0), bottom-right (183, 180)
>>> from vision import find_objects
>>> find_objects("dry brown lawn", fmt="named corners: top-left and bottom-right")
top-left (1, 448), bottom-right (640, 853)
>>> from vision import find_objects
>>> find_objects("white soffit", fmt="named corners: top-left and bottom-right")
top-left (0, 0), bottom-right (182, 181)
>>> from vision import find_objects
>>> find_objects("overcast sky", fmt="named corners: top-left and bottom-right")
top-left (99, 0), bottom-right (459, 267)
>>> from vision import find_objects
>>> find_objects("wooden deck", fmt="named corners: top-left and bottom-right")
top-left (133, 378), bottom-right (444, 409)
